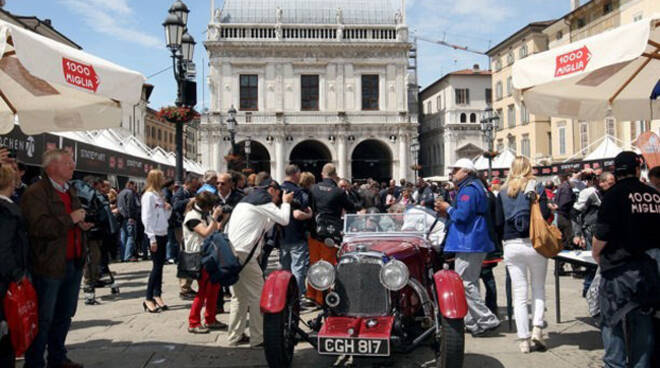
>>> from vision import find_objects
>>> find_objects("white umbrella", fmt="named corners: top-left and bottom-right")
top-left (0, 20), bottom-right (145, 135)
top-left (512, 14), bottom-right (660, 121)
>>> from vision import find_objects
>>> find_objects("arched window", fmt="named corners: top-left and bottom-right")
top-left (470, 113), bottom-right (477, 123)
top-left (460, 113), bottom-right (467, 123)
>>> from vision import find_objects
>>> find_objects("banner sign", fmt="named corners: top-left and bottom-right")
top-left (62, 57), bottom-right (99, 92)
top-left (555, 46), bottom-right (591, 78)
top-left (0, 125), bottom-right (45, 165)
top-left (76, 142), bottom-right (109, 174)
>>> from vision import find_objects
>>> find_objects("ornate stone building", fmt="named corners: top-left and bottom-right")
top-left (419, 66), bottom-right (492, 176)
top-left (201, 0), bottom-right (417, 182)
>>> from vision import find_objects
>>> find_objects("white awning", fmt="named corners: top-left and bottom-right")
top-left (512, 14), bottom-right (660, 121)
top-left (0, 20), bottom-right (145, 135)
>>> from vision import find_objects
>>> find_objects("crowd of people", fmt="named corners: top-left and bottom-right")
top-left (1, 144), bottom-right (658, 368)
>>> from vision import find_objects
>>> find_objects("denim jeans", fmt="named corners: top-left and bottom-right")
top-left (601, 307), bottom-right (655, 368)
top-left (24, 261), bottom-right (83, 368)
top-left (146, 235), bottom-right (167, 300)
top-left (279, 240), bottom-right (310, 296)
top-left (120, 220), bottom-right (136, 261)
top-left (165, 227), bottom-right (179, 261)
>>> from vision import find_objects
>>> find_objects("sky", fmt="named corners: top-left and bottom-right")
top-left (5, 0), bottom-right (571, 110)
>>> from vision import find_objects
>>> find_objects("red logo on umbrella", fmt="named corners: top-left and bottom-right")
top-left (62, 57), bottom-right (99, 92)
top-left (555, 46), bottom-right (591, 78)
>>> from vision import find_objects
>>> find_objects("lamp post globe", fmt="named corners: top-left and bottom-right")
top-left (163, 13), bottom-right (184, 50)
top-left (168, 0), bottom-right (190, 25)
top-left (181, 30), bottom-right (196, 63)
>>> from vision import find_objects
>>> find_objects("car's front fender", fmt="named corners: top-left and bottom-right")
top-left (433, 269), bottom-right (468, 319)
top-left (260, 270), bottom-right (296, 314)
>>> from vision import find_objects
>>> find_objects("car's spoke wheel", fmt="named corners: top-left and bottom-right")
top-left (264, 281), bottom-right (299, 368)
top-left (435, 317), bottom-right (465, 368)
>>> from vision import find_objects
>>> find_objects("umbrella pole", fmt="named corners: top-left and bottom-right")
top-left (608, 43), bottom-right (659, 105)
top-left (0, 89), bottom-right (16, 114)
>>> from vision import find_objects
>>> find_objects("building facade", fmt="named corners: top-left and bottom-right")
top-left (543, 0), bottom-right (660, 162)
top-left (419, 66), bottom-right (492, 176)
top-left (486, 21), bottom-right (555, 166)
top-left (200, 0), bottom-right (417, 182)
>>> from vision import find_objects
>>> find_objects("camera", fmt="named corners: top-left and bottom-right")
top-left (290, 198), bottom-right (302, 210)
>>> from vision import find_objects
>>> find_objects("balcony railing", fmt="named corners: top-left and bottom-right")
top-left (203, 111), bottom-right (415, 125)
top-left (208, 23), bottom-right (402, 43)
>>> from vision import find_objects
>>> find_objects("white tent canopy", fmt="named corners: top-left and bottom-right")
top-left (473, 149), bottom-right (516, 170)
top-left (0, 20), bottom-right (145, 135)
top-left (513, 14), bottom-right (660, 121)
top-left (583, 135), bottom-right (623, 161)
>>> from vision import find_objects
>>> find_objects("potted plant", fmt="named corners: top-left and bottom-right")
top-left (156, 106), bottom-right (200, 124)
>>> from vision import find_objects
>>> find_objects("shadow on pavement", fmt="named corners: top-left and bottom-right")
top-left (70, 319), bottom-right (122, 330)
top-left (546, 329), bottom-right (602, 350)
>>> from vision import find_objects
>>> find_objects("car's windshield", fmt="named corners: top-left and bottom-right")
top-left (344, 209), bottom-right (436, 235)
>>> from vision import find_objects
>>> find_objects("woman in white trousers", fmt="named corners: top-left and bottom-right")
top-left (495, 156), bottom-right (549, 353)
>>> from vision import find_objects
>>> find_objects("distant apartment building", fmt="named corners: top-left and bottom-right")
top-left (486, 21), bottom-right (555, 165)
top-left (419, 66), bottom-right (492, 176)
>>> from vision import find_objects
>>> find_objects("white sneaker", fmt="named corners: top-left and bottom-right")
top-left (519, 338), bottom-right (531, 354)
top-left (531, 326), bottom-right (546, 351)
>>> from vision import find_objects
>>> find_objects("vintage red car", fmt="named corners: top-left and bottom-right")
top-left (260, 209), bottom-right (468, 368)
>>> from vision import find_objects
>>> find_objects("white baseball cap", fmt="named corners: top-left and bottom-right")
top-left (449, 158), bottom-right (476, 171)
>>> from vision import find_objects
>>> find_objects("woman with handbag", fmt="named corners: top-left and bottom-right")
top-left (495, 156), bottom-right (549, 354)
top-left (0, 166), bottom-right (30, 366)
top-left (184, 192), bottom-right (226, 333)
top-left (141, 169), bottom-right (172, 313)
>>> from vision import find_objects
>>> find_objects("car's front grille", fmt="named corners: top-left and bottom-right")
top-left (334, 258), bottom-right (389, 316)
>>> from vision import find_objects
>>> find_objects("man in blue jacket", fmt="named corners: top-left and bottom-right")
top-left (436, 159), bottom-right (500, 336)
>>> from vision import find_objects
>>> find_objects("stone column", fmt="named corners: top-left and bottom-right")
top-left (274, 136), bottom-right (285, 182)
top-left (337, 134), bottom-right (347, 179)
top-left (398, 132), bottom-right (409, 181)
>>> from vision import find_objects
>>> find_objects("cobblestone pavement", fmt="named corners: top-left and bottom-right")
top-left (17, 256), bottom-right (603, 368)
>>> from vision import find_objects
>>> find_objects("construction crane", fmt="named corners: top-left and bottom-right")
top-left (416, 36), bottom-right (487, 55)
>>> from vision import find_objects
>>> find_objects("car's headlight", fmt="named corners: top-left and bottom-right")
top-left (380, 259), bottom-right (409, 291)
top-left (307, 260), bottom-right (335, 291)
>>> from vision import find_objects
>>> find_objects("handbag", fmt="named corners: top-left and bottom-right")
top-left (177, 251), bottom-right (202, 280)
top-left (529, 198), bottom-right (563, 258)
top-left (2, 277), bottom-right (38, 357)
top-left (202, 231), bottom-right (265, 286)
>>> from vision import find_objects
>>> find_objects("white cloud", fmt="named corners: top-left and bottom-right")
top-left (59, 0), bottom-right (160, 48)
top-left (86, 0), bottom-right (133, 15)
top-left (452, 0), bottom-right (514, 23)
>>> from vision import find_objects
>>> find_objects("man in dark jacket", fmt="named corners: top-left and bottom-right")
top-left (311, 164), bottom-right (357, 245)
top-left (173, 174), bottom-right (199, 299)
top-left (555, 173), bottom-right (575, 250)
top-left (592, 152), bottom-right (660, 368)
top-left (21, 149), bottom-right (91, 368)
top-left (117, 181), bottom-right (140, 262)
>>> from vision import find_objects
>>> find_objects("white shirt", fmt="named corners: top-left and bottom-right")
top-left (0, 194), bottom-right (13, 203)
top-left (141, 191), bottom-right (172, 242)
top-left (226, 201), bottom-right (290, 255)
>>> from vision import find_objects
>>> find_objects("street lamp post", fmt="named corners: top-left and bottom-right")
top-left (245, 137), bottom-right (252, 171)
top-left (227, 105), bottom-right (237, 155)
top-left (410, 141), bottom-right (419, 182)
top-left (163, 0), bottom-right (195, 185)
top-left (480, 106), bottom-right (500, 181)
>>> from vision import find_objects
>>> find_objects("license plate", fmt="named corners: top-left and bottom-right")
top-left (318, 337), bottom-right (390, 356)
